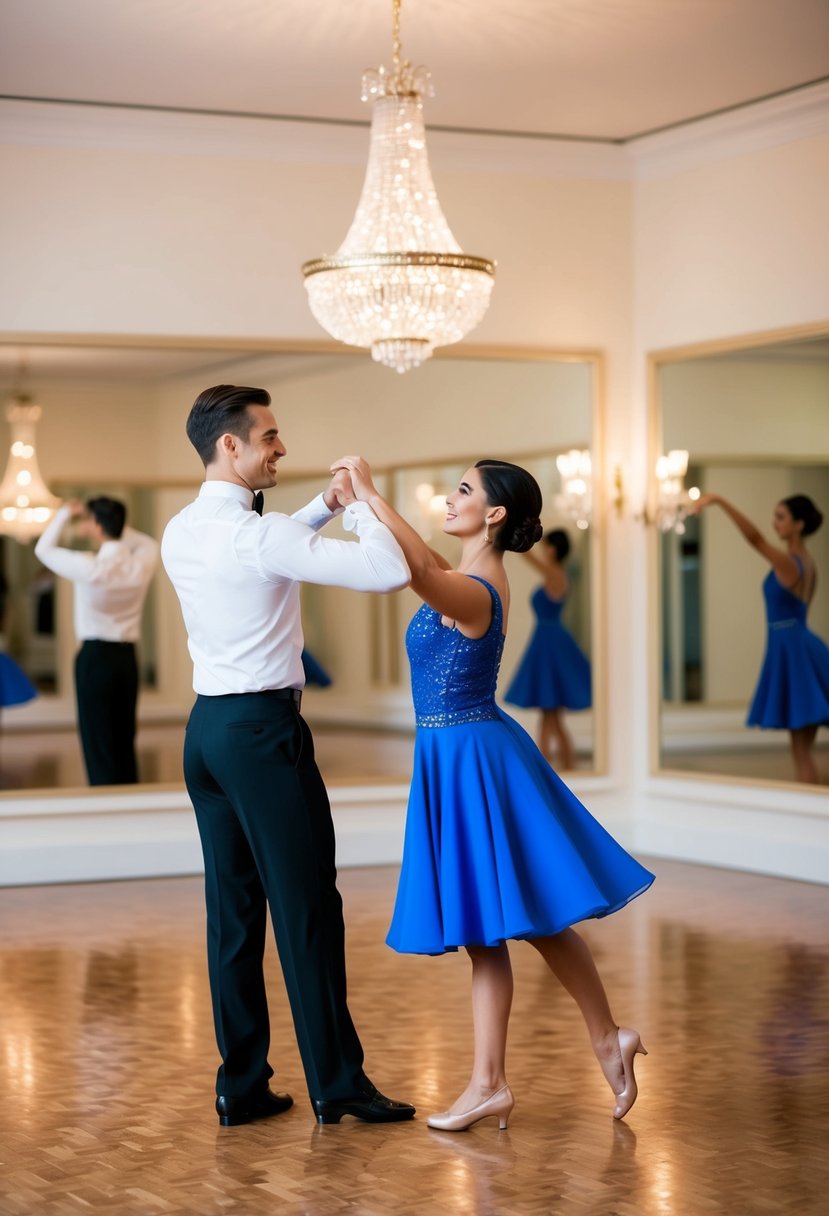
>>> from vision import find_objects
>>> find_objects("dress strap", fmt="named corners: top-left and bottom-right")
top-left (465, 574), bottom-right (503, 629)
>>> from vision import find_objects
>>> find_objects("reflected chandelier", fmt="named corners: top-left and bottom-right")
top-left (302, 0), bottom-right (496, 373)
top-left (0, 393), bottom-right (60, 543)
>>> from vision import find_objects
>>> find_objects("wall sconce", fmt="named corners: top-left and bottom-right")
top-left (555, 449), bottom-right (592, 530)
top-left (617, 450), bottom-right (699, 532)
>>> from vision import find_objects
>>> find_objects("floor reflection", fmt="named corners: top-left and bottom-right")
top-left (0, 722), bottom-right (417, 790)
top-left (0, 860), bottom-right (827, 1214)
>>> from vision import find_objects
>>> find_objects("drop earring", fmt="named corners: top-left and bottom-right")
top-left (484, 519), bottom-right (492, 544)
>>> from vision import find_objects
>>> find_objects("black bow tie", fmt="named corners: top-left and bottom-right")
top-left (251, 491), bottom-right (264, 516)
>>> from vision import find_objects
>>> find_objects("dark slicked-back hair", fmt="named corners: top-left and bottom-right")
top-left (474, 459), bottom-right (543, 553)
top-left (782, 494), bottom-right (823, 538)
top-left (86, 496), bottom-right (127, 539)
top-left (185, 385), bottom-right (271, 467)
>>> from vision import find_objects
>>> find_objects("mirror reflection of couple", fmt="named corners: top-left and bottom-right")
top-left (161, 385), bottom-right (655, 1133)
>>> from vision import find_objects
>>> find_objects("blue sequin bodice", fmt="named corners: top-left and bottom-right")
top-left (406, 576), bottom-right (505, 727)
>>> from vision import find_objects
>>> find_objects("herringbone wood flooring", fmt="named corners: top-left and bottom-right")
top-left (1, 859), bottom-right (827, 1215)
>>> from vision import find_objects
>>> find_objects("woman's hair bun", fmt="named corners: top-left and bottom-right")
top-left (508, 515), bottom-right (544, 554)
top-left (475, 459), bottom-right (544, 554)
top-left (783, 494), bottom-right (823, 537)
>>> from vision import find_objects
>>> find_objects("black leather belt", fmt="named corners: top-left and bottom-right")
top-left (263, 688), bottom-right (302, 708)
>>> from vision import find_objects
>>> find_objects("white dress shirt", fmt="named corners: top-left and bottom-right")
top-left (161, 481), bottom-right (410, 696)
top-left (34, 505), bottom-right (160, 642)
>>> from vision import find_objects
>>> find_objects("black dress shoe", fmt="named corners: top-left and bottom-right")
top-left (216, 1089), bottom-right (294, 1127)
top-left (312, 1089), bottom-right (416, 1125)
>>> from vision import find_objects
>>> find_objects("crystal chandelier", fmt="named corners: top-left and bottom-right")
top-left (0, 395), bottom-right (61, 543)
top-left (302, 0), bottom-right (495, 373)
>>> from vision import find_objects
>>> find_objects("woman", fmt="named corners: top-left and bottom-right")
top-left (505, 528), bottom-right (591, 769)
top-left (332, 454), bottom-right (654, 1131)
top-left (691, 492), bottom-right (828, 783)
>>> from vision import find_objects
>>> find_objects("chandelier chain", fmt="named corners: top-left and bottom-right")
top-left (301, 0), bottom-right (495, 372)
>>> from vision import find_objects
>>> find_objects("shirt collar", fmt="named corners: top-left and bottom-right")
top-left (199, 481), bottom-right (254, 507)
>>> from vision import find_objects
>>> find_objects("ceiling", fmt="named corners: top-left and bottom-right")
top-left (1, 0), bottom-right (828, 142)
top-left (2, 2), bottom-right (827, 385)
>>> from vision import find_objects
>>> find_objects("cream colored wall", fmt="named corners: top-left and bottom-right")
top-left (0, 117), bottom-right (632, 350)
top-left (151, 355), bottom-right (595, 478)
top-left (661, 359), bottom-right (829, 458)
top-left (633, 132), bottom-right (829, 347)
top-left (0, 381), bottom-right (159, 483)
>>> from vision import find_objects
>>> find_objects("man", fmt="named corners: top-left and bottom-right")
top-left (34, 496), bottom-right (159, 785)
top-left (161, 384), bottom-right (414, 1128)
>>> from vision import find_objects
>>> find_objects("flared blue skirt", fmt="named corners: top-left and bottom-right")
top-left (386, 709), bottom-right (654, 955)
top-left (0, 653), bottom-right (37, 708)
top-left (748, 623), bottom-right (829, 730)
top-left (505, 624), bottom-right (591, 711)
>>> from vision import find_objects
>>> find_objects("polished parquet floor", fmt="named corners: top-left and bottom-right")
top-left (1, 860), bottom-right (828, 1215)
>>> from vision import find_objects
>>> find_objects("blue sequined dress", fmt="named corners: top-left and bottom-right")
top-left (505, 586), bottom-right (592, 711)
top-left (386, 576), bottom-right (654, 955)
top-left (747, 559), bottom-right (829, 730)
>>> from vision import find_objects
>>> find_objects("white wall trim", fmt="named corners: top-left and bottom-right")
top-left (0, 98), bottom-right (629, 180)
top-left (4, 84), bottom-right (829, 187)
top-left (631, 80), bottom-right (829, 180)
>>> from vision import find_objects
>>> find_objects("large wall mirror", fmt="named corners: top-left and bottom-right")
top-left (0, 340), bottom-right (604, 795)
top-left (653, 324), bottom-right (829, 788)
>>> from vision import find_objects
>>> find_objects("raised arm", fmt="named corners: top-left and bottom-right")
top-left (34, 504), bottom-right (96, 582)
top-left (331, 456), bottom-right (493, 633)
top-left (691, 493), bottom-right (801, 587)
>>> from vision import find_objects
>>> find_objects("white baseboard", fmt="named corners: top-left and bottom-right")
top-left (1, 768), bottom-right (825, 888)
top-left (0, 783), bottom-right (410, 887)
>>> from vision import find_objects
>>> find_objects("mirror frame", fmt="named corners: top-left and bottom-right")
top-left (648, 318), bottom-right (829, 792)
top-left (0, 333), bottom-right (608, 799)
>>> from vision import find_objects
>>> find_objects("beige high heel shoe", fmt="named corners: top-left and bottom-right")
top-left (613, 1028), bottom-right (648, 1120)
top-left (427, 1084), bottom-right (515, 1132)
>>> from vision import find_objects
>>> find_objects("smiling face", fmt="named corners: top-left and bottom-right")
top-left (443, 467), bottom-right (495, 540)
top-left (227, 404), bottom-right (287, 491)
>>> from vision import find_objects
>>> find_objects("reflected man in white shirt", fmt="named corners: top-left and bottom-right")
top-left (161, 385), bottom-right (416, 1129)
top-left (34, 497), bottom-right (159, 785)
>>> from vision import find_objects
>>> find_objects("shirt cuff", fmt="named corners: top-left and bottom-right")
top-left (341, 501), bottom-right (379, 533)
top-left (291, 492), bottom-right (344, 531)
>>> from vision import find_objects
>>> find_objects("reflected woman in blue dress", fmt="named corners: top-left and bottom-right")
top-left (692, 493), bottom-right (828, 783)
top-left (505, 528), bottom-right (591, 770)
top-left (333, 454), bottom-right (654, 1131)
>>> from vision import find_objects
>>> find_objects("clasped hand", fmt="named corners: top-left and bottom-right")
top-left (325, 456), bottom-right (379, 510)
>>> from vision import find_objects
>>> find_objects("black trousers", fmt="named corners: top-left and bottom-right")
top-left (75, 640), bottom-right (139, 786)
top-left (183, 691), bottom-right (366, 1102)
